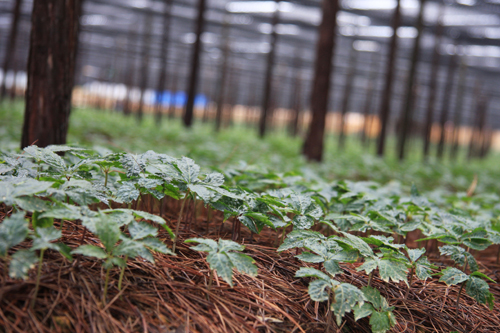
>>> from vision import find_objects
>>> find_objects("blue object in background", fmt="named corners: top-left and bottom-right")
top-left (153, 90), bottom-right (207, 108)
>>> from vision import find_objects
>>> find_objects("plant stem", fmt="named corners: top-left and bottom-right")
top-left (103, 266), bottom-right (111, 305)
top-left (118, 256), bottom-right (128, 291)
top-left (405, 266), bottom-right (414, 299)
top-left (456, 281), bottom-right (465, 314)
top-left (367, 271), bottom-right (374, 287)
top-left (104, 169), bottom-right (109, 187)
top-left (30, 249), bottom-right (45, 309)
top-left (172, 191), bottom-right (190, 253)
top-left (208, 269), bottom-right (213, 291)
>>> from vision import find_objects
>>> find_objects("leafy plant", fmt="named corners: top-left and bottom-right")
top-left (185, 238), bottom-right (257, 289)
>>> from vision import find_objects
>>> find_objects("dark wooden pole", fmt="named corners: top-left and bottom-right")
top-left (123, 26), bottom-right (138, 116)
top-left (183, 0), bottom-right (206, 127)
top-left (436, 53), bottom-right (457, 159)
top-left (137, 11), bottom-right (153, 123)
top-left (21, 0), bottom-right (82, 148)
top-left (338, 43), bottom-right (358, 150)
top-left (0, 0), bottom-right (23, 101)
top-left (215, 20), bottom-right (231, 132)
top-left (450, 59), bottom-right (467, 160)
top-left (258, 0), bottom-right (280, 138)
top-left (302, 0), bottom-right (339, 161)
top-left (155, 0), bottom-right (174, 125)
top-left (376, 0), bottom-right (402, 157)
top-left (168, 52), bottom-right (180, 119)
top-left (423, 6), bottom-right (444, 159)
top-left (361, 51), bottom-right (379, 145)
top-left (468, 90), bottom-right (488, 159)
top-left (289, 53), bottom-right (303, 137)
top-left (397, 0), bottom-right (426, 160)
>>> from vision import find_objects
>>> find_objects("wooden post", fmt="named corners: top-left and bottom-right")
top-left (137, 11), bottom-right (153, 123)
top-left (168, 51), bottom-right (181, 119)
top-left (376, 0), bottom-right (401, 157)
top-left (423, 5), bottom-right (444, 159)
top-left (258, 0), bottom-right (280, 138)
top-left (123, 26), bottom-right (138, 116)
top-left (436, 52), bottom-right (457, 159)
top-left (0, 0), bottom-right (23, 101)
top-left (183, 0), bottom-right (206, 127)
top-left (215, 19), bottom-right (231, 132)
top-left (450, 59), bottom-right (467, 160)
top-left (289, 52), bottom-right (303, 137)
top-left (155, 0), bottom-right (174, 125)
top-left (361, 52), bottom-right (380, 145)
top-left (302, 0), bottom-right (339, 162)
top-left (21, 0), bottom-right (82, 148)
top-left (398, 0), bottom-right (426, 160)
top-left (338, 42), bottom-right (358, 150)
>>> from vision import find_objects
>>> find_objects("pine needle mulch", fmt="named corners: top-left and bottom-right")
top-left (0, 216), bottom-right (500, 333)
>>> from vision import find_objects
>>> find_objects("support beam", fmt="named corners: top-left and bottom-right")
top-left (302, 0), bottom-right (339, 162)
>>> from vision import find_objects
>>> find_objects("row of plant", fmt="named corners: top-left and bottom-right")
top-left (0, 145), bottom-right (498, 332)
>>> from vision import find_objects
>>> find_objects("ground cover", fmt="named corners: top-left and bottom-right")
top-left (1, 103), bottom-right (500, 332)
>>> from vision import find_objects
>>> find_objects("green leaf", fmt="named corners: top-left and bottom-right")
top-left (277, 230), bottom-right (325, 252)
top-left (295, 252), bottom-right (324, 263)
top-left (369, 310), bottom-right (394, 333)
top-left (336, 232), bottom-right (374, 258)
top-left (378, 259), bottom-right (408, 285)
top-left (439, 267), bottom-right (469, 286)
top-left (331, 283), bottom-right (366, 325)
top-left (113, 237), bottom-right (144, 258)
top-left (466, 276), bottom-right (494, 309)
top-left (71, 245), bottom-right (107, 259)
top-left (295, 267), bottom-right (331, 281)
top-left (176, 157), bottom-right (200, 184)
top-left (95, 216), bottom-right (121, 253)
top-left (128, 221), bottom-right (158, 240)
top-left (9, 249), bottom-right (38, 280)
top-left (31, 227), bottom-right (62, 251)
top-left (292, 215), bottom-right (315, 230)
top-left (204, 172), bottom-right (225, 186)
top-left (324, 259), bottom-right (343, 276)
top-left (185, 238), bottom-right (218, 252)
top-left (15, 196), bottom-right (53, 213)
top-left (407, 248), bottom-right (426, 263)
top-left (353, 303), bottom-right (373, 321)
top-left (439, 245), bottom-right (478, 272)
top-left (226, 252), bottom-right (258, 277)
top-left (115, 182), bottom-right (140, 203)
top-left (207, 252), bottom-right (234, 287)
top-left (218, 239), bottom-right (244, 253)
top-left (308, 279), bottom-right (331, 302)
top-left (470, 271), bottom-right (496, 283)
top-left (0, 212), bottom-right (29, 257)
top-left (362, 286), bottom-right (383, 310)
top-left (141, 237), bottom-right (174, 256)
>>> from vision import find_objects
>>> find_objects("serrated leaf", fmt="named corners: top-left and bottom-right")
top-left (308, 279), bottom-right (331, 302)
top-left (353, 303), bottom-right (373, 321)
top-left (369, 310), bottom-right (394, 333)
top-left (128, 221), bottom-right (158, 240)
top-left (337, 232), bottom-right (374, 258)
top-left (176, 157), bottom-right (200, 184)
top-left (116, 182), bottom-right (140, 204)
top-left (185, 238), bottom-right (218, 252)
top-left (31, 227), bottom-right (62, 251)
top-left (295, 267), bottom-right (331, 281)
top-left (292, 215), bottom-right (314, 230)
top-left (226, 252), bottom-right (258, 277)
top-left (207, 252), bottom-right (234, 286)
top-left (331, 283), bottom-right (366, 325)
top-left (95, 216), bottom-right (121, 253)
top-left (120, 154), bottom-right (146, 178)
top-left (218, 239), bottom-right (244, 253)
top-left (141, 237), bottom-right (175, 255)
top-left (204, 172), bottom-right (225, 186)
top-left (9, 249), bottom-right (38, 279)
top-left (296, 252), bottom-right (324, 263)
top-left (113, 237), bottom-right (144, 258)
top-left (0, 212), bottom-right (29, 257)
top-left (439, 267), bottom-right (469, 286)
top-left (466, 276), bottom-right (493, 308)
top-left (71, 245), bottom-right (107, 259)
top-left (407, 248), bottom-right (426, 263)
top-left (277, 230), bottom-right (325, 252)
top-left (324, 259), bottom-right (343, 276)
top-left (378, 259), bottom-right (408, 285)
